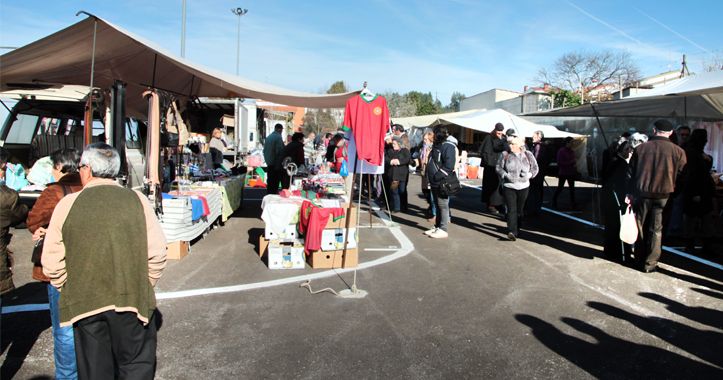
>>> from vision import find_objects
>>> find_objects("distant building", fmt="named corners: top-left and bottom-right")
top-left (611, 70), bottom-right (682, 100)
top-left (460, 87), bottom-right (552, 115)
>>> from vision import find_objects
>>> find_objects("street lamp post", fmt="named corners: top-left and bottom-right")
top-left (231, 7), bottom-right (248, 76)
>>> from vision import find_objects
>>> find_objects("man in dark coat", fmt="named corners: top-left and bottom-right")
top-left (479, 123), bottom-right (508, 214)
top-left (0, 147), bottom-right (29, 296)
top-left (628, 119), bottom-right (687, 273)
top-left (525, 130), bottom-right (550, 215)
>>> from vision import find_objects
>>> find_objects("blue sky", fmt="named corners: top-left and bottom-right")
top-left (1, 0), bottom-right (722, 105)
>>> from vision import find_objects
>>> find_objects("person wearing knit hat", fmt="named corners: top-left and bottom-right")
top-left (506, 128), bottom-right (518, 138)
top-left (479, 122), bottom-right (509, 214)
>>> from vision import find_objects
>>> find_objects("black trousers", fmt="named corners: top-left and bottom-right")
top-left (525, 174), bottom-right (545, 214)
top-left (74, 310), bottom-right (157, 380)
top-left (602, 190), bottom-right (632, 262)
top-left (266, 168), bottom-right (282, 195)
top-left (553, 176), bottom-right (576, 205)
top-left (481, 165), bottom-right (501, 206)
top-left (635, 197), bottom-right (668, 271)
top-left (503, 186), bottom-right (529, 236)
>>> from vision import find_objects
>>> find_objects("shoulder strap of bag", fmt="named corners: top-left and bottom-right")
top-left (60, 184), bottom-right (70, 196)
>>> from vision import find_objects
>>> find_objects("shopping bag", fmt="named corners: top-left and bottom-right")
top-left (339, 159), bottom-right (349, 177)
top-left (619, 205), bottom-right (638, 244)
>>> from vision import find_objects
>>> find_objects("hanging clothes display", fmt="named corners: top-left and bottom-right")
top-left (341, 93), bottom-right (390, 167)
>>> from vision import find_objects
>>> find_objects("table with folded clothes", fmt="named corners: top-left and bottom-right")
top-left (159, 186), bottom-right (223, 243)
top-left (259, 185), bottom-right (358, 269)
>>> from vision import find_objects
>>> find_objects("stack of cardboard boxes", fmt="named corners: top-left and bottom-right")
top-left (259, 205), bottom-right (358, 269)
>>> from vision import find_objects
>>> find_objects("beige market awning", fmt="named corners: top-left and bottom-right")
top-left (0, 16), bottom-right (357, 117)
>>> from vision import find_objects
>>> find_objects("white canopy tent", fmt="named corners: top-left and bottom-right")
top-left (0, 16), bottom-right (358, 118)
top-left (395, 108), bottom-right (581, 147)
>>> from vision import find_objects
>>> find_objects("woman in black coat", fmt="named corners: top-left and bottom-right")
top-left (601, 138), bottom-right (634, 262)
top-left (384, 136), bottom-right (410, 213)
top-left (425, 126), bottom-right (456, 239)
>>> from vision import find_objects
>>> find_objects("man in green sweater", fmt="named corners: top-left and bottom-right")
top-left (43, 143), bottom-right (167, 380)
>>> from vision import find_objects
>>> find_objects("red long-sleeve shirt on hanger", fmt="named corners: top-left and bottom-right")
top-left (342, 94), bottom-right (390, 166)
top-left (298, 200), bottom-right (345, 254)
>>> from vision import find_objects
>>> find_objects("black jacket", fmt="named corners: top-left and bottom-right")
top-left (480, 134), bottom-right (508, 167)
top-left (426, 140), bottom-right (456, 188)
top-left (276, 141), bottom-right (305, 170)
top-left (384, 147), bottom-right (411, 182)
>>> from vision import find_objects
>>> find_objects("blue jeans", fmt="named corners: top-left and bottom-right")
top-left (390, 180), bottom-right (407, 212)
top-left (48, 284), bottom-right (78, 380)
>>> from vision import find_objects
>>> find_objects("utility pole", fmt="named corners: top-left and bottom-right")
top-left (231, 7), bottom-right (249, 75)
top-left (181, 0), bottom-right (187, 57)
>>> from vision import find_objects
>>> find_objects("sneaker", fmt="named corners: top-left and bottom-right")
top-left (507, 232), bottom-right (517, 241)
top-left (424, 228), bottom-right (438, 236)
top-left (429, 229), bottom-right (449, 238)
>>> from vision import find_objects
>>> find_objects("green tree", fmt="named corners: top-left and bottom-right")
top-left (407, 91), bottom-right (440, 115)
top-left (448, 91), bottom-right (465, 112)
top-left (302, 109), bottom-right (337, 135)
top-left (384, 92), bottom-right (416, 118)
top-left (550, 89), bottom-right (581, 108)
top-left (326, 81), bottom-right (348, 94)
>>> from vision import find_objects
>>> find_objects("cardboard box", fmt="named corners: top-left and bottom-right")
top-left (341, 248), bottom-right (358, 268)
top-left (320, 228), bottom-right (357, 251)
top-left (166, 241), bottom-right (189, 260)
top-left (324, 205), bottom-right (358, 229)
top-left (259, 235), bottom-right (269, 257)
top-left (307, 248), bottom-right (358, 269)
top-left (268, 244), bottom-right (305, 269)
top-left (264, 224), bottom-right (298, 240)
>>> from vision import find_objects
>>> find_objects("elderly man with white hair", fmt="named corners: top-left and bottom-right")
top-left (42, 143), bottom-right (167, 380)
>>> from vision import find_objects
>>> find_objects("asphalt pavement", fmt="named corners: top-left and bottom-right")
top-left (2, 175), bottom-right (722, 379)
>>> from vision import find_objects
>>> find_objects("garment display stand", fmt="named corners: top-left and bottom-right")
top-left (301, 82), bottom-right (395, 299)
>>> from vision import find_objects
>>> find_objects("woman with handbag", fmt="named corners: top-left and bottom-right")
top-left (425, 126), bottom-right (457, 239)
top-left (601, 138), bottom-right (634, 262)
top-left (26, 148), bottom-right (83, 379)
top-left (385, 136), bottom-right (410, 213)
top-left (496, 136), bottom-right (539, 241)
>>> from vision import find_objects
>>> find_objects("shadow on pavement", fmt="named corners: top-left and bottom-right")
top-left (691, 287), bottom-right (723, 300)
top-left (1, 283), bottom-right (51, 379)
top-left (515, 312), bottom-right (723, 378)
top-left (638, 292), bottom-right (723, 330)
top-left (587, 301), bottom-right (723, 368)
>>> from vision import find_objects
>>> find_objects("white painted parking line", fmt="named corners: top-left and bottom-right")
top-left (155, 206), bottom-right (414, 300)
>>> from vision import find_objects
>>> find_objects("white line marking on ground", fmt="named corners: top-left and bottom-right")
top-left (156, 207), bottom-right (414, 300)
top-left (1, 303), bottom-right (49, 314)
top-left (464, 182), bottom-right (722, 271)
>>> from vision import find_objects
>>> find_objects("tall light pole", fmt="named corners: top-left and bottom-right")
top-left (231, 7), bottom-right (248, 76)
top-left (181, 0), bottom-right (187, 57)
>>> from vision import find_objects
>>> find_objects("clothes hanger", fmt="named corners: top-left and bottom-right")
top-left (360, 81), bottom-right (375, 99)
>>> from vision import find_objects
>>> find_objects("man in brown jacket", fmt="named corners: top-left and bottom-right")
top-left (628, 119), bottom-right (687, 272)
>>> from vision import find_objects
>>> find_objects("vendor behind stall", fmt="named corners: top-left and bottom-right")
top-left (209, 128), bottom-right (228, 169)
top-left (279, 132), bottom-right (306, 190)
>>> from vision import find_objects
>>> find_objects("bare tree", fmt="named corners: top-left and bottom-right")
top-left (702, 53), bottom-right (723, 72)
top-left (538, 50), bottom-right (641, 101)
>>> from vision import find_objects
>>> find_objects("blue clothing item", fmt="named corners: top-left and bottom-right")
top-left (48, 284), bottom-right (78, 380)
top-left (390, 180), bottom-right (407, 212)
top-left (190, 198), bottom-right (204, 221)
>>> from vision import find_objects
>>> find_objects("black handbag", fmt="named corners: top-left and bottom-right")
top-left (31, 237), bottom-right (44, 265)
top-left (431, 157), bottom-right (461, 196)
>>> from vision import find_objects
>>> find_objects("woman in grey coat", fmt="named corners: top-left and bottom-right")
top-left (496, 136), bottom-right (539, 241)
